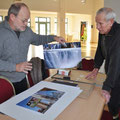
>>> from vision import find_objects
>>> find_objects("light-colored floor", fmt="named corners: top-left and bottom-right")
top-left (81, 42), bottom-right (97, 58)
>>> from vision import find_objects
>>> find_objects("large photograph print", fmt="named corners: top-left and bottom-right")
top-left (0, 81), bottom-right (82, 120)
top-left (43, 42), bottom-right (81, 69)
top-left (17, 88), bottom-right (65, 114)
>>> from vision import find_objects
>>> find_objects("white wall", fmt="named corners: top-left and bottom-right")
top-left (0, 0), bottom-right (94, 14)
top-left (104, 0), bottom-right (120, 23)
top-left (0, 0), bottom-right (104, 43)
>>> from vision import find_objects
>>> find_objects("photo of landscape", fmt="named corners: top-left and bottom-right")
top-left (17, 88), bottom-right (65, 114)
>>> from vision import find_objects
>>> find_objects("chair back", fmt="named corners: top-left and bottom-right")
top-left (27, 57), bottom-right (50, 87)
top-left (0, 77), bottom-right (15, 104)
top-left (77, 56), bottom-right (94, 71)
top-left (27, 71), bottom-right (34, 87)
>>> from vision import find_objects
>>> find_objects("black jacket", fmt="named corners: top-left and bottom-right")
top-left (94, 22), bottom-right (120, 92)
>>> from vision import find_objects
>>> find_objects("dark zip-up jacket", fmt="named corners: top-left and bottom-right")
top-left (94, 22), bottom-right (120, 92)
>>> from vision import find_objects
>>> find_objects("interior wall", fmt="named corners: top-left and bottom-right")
top-left (0, 10), bottom-right (7, 18)
top-left (90, 0), bottom-right (104, 43)
top-left (0, 0), bottom-right (94, 14)
top-left (0, 0), bottom-right (104, 43)
top-left (0, 0), bottom-right (13, 9)
top-left (66, 14), bottom-right (92, 43)
top-left (0, 0), bottom-right (60, 12)
top-left (65, 0), bottom-right (94, 14)
top-left (104, 0), bottom-right (120, 23)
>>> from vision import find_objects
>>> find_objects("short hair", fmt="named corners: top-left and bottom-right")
top-left (8, 3), bottom-right (29, 19)
top-left (96, 7), bottom-right (116, 21)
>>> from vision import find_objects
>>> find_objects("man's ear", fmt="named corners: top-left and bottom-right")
top-left (109, 19), bottom-right (114, 26)
top-left (9, 14), bottom-right (16, 21)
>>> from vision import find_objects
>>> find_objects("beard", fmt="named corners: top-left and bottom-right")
top-left (13, 22), bottom-right (27, 32)
top-left (15, 26), bottom-right (27, 32)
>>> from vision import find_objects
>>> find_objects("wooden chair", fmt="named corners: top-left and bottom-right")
top-left (0, 76), bottom-right (15, 104)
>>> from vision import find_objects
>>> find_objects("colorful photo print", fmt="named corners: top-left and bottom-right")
top-left (43, 42), bottom-right (81, 69)
top-left (17, 88), bottom-right (65, 114)
top-left (43, 42), bottom-right (81, 50)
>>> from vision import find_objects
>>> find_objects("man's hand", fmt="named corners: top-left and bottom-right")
top-left (102, 90), bottom-right (111, 104)
top-left (54, 36), bottom-right (66, 44)
top-left (85, 68), bottom-right (99, 80)
top-left (16, 62), bottom-right (32, 74)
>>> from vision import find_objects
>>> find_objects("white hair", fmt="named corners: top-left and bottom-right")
top-left (96, 7), bottom-right (116, 21)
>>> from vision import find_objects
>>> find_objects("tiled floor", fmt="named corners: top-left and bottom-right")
top-left (81, 42), bottom-right (97, 59)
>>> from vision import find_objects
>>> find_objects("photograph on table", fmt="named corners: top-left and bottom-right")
top-left (17, 87), bottom-right (65, 114)
top-left (0, 81), bottom-right (82, 120)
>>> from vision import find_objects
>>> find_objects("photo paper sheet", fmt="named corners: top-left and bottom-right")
top-left (0, 81), bottom-right (82, 120)
top-left (17, 87), bottom-right (65, 114)
top-left (43, 42), bottom-right (81, 69)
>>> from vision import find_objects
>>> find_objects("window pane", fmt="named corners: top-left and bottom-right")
top-left (47, 24), bottom-right (50, 31)
top-left (54, 23), bottom-right (57, 35)
top-left (0, 16), bottom-right (3, 22)
top-left (54, 18), bottom-right (57, 35)
top-left (28, 19), bottom-right (30, 22)
top-left (47, 18), bottom-right (50, 22)
top-left (35, 23), bottom-right (38, 33)
top-left (47, 24), bottom-right (50, 35)
top-left (35, 17), bottom-right (38, 22)
top-left (40, 24), bottom-right (46, 35)
top-left (65, 18), bottom-right (68, 23)
top-left (65, 18), bottom-right (68, 34)
top-left (35, 17), bottom-right (50, 35)
top-left (54, 18), bottom-right (57, 23)
top-left (35, 23), bottom-right (38, 30)
top-left (27, 23), bottom-right (30, 27)
top-left (65, 24), bottom-right (68, 34)
top-left (39, 18), bottom-right (46, 22)
top-left (47, 31), bottom-right (50, 35)
top-left (27, 19), bottom-right (31, 27)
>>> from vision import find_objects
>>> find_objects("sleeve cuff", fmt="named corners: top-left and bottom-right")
top-left (102, 84), bottom-right (111, 92)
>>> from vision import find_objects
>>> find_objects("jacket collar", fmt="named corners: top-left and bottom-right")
top-left (4, 16), bottom-right (13, 31)
top-left (106, 21), bottom-right (119, 36)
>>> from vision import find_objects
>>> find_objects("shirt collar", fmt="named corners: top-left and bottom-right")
top-left (106, 22), bottom-right (118, 36)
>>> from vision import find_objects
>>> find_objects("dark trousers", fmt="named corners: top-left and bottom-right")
top-left (13, 77), bottom-right (28, 95)
top-left (108, 83), bottom-right (120, 117)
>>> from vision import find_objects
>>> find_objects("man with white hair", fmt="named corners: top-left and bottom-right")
top-left (86, 7), bottom-right (120, 120)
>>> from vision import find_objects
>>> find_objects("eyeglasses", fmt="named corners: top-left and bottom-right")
top-left (16, 16), bottom-right (29, 24)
